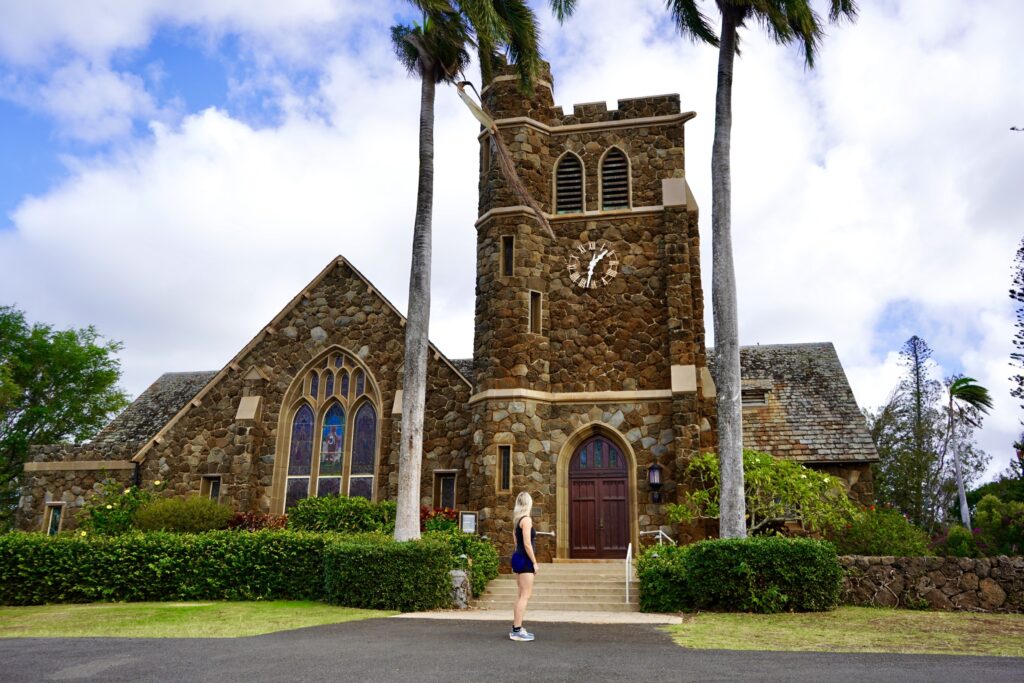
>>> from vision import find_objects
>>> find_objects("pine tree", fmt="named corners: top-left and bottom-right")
top-left (1011, 237), bottom-right (1024, 418)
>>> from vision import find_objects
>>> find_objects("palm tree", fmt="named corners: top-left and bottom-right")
top-left (942, 376), bottom-right (993, 528)
top-left (551, 0), bottom-right (857, 539)
top-left (391, 2), bottom-right (543, 541)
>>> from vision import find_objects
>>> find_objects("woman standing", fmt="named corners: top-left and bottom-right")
top-left (509, 491), bottom-right (538, 642)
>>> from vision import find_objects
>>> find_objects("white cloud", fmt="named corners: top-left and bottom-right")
top-left (0, 0), bottom-right (1021, 480)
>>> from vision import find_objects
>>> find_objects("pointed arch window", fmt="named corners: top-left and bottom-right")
top-left (349, 402), bottom-right (377, 499)
top-left (286, 404), bottom-right (315, 509)
top-left (283, 352), bottom-right (381, 510)
top-left (601, 148), bottom-right (629, 210)
top-left (555, 153), bottom-right (584, 214)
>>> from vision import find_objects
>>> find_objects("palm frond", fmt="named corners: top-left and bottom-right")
top-left (492, 0), bottom-right (542, 94)
top-left (549, 0), bottom-right (577, 24)
top-left (949, 377), bottom-right (994, 414)
top-left (666, 0), bottom-right (719, 46)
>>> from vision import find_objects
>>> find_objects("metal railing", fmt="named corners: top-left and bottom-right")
top-left (639, 529), bottom-right (676, 545)
top-left (625, 543), bottom-right (633, 604)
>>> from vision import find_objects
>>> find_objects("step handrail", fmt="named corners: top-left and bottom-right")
top-left (639, 529), bottom-right (677, 545)
top-left (625, 543), bottom-right (632, 604)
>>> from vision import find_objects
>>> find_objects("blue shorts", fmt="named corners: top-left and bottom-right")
top-left (511, 552), bottom-right (535, 574)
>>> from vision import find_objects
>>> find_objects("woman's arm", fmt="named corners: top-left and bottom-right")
top-left (521, 516), bottom-right (538, 564)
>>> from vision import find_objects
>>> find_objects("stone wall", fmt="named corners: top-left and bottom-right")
top-left (841, 555), bottom-right (1024, 613)
top-left (131, 258), bottom-right (473, 516)
top-left (17, 443), bottom-right (138, 531)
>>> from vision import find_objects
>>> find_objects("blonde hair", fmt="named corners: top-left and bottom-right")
top-left (512, 491), bottom-right (533, 525)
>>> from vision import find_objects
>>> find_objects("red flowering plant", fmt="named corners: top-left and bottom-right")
top-left (420, 506), bottom-right (459, 532)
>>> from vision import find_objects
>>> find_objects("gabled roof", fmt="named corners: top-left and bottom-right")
top-left (130, 255), bottom-right (472, 463)
top-left (708, 342), bottom-right (878, 463)
top-left (94, 371), bottom-right (217, 445)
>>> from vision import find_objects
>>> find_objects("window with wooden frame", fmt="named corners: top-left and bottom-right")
top-left (601, 147), bottom-right (630, 210)
top-left (201, 475), bottom-right (222, 502)
top-left (500, 235), bottom-right (514, 277)
top-left (433, 471), bottom-right (457, 510)
top-left (529, 291), bottom-right (542, 334)
top-left (44, 503), bottom-right (64, 536)
top-left (498, 445), bottom-right (512, 492)
top-left (284, 351), bottom-right (380, 510)
top-left (554, 152), bottom-right (584, 213)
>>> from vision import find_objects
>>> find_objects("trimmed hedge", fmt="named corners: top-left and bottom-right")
top-left (636, 544), bottom-right (691, 613)
top-left (829, 507), bottom-right (932, 557)
top-left (287, 496), bottom-right (396, 534)
top-left (0, 531), bottom-right (328, 605)
top-left (133, 496), bottom-right (234, 532)
top-left (638, 537), bottom-right (843, 614)
top-left (427, 530), bottom-right (500, 598)
top-left (323, 535), bottom-right (452, 611)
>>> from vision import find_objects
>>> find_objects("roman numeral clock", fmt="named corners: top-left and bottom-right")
top-left (567, 240), bottom-right (619, 290)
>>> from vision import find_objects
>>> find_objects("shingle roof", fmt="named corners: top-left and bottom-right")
top-left (94, 371), bottom-right (217, 445)
top-left (707, 342), bottom-right (878, 463)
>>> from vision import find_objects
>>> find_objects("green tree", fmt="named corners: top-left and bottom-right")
top-left (1011, 237), bottom-right (1023, 419)
top-left (0, 306), bottom-right (129, 529)
top-left (552, 0), bottom-right (857, 538)
top-left (390, 1), bottom-right (542, 541)
top-left (666, 450), bottom-right (859, 535)
top-left (868, 336), bottom-right (990, 531)
top-left (942, 376), bottom-right (993, 528)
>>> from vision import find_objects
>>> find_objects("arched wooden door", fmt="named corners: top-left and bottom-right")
top-left (569, 435), bottom-right (629, 558)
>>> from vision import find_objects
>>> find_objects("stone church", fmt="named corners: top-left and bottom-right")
top-left (18, 62), bottom-right (877, 561)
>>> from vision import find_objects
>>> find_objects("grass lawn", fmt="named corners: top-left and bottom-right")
top-left (667, 607), bottom-right (1024, 657)
top-left (0, 601), bottom-right (396, 638)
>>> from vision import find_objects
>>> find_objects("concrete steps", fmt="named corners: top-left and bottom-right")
top-left (474, 560), bottom-right (640, 613)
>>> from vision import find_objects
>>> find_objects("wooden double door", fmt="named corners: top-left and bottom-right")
top-left (569, 436), bottom-right (630, 559)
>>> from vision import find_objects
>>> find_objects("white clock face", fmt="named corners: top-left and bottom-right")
top-left (567, 240), bottom-right (619, 289)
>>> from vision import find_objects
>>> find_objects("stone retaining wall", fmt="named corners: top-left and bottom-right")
top-left (840, 555), bottom-right (1024, 613)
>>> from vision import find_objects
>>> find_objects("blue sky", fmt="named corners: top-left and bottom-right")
top-left (0, 0), bottom-right (1021, 480)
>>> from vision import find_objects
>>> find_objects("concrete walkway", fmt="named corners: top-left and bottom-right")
top-left (394, 608), bottom-right (683, 624)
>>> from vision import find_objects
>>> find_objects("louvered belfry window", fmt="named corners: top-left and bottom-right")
top-left (601, 148), bottom-right (629, 210)
top-left (555, 153), bottom-right (583, 214)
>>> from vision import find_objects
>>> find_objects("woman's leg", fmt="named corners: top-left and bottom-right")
top-left (513, 571), bottom-right (534, 627)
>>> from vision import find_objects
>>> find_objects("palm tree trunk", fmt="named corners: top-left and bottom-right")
top-left (395, 68), bottom-right (436, 542)
top-left (948, 407), bottom-right (971, 528)
top-left (711, 8), bottom-right (746, 539)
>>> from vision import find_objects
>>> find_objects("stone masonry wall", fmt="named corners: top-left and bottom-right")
top-left (138, 260), bottom-right (473, 515)
top-left (841, 555), bottom-right (1024, 613)
top-left (17, 443), bottom-right (137, 531)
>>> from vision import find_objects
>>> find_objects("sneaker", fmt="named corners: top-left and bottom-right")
top-left (509, 628), bottom-right (535, 642)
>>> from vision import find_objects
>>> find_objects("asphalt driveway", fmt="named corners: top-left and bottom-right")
top-left (1, 618), bottom-right (1021, 683)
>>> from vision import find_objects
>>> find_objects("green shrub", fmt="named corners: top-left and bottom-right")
top-left (133, 496), bottom-right (234, 532)
top-left (975, 494), bottom-right (1024, 556)
top-left (426, 529), bottom-right (500, 597)
top-left (287, 496), bottom-right (395, 534)
top-left (934, 525), bottom-right (979, 558)
top-left (684, 537), bottom-right (842, 613)
top-left (0, 531), bottom-right (329, 605)
top-left (323, 535), bottom-right (452, 611)
top-left (829, 507), bottom-right (932, 557)
top-left (77, 481), bottom-right (154, 536)
top-left (637, 544), bottom-right (691, 613)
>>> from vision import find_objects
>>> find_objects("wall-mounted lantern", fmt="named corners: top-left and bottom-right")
top-left (647, 462), bottom-right (664, 503)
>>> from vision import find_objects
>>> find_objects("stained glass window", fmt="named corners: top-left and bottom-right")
top-left (335, 355), bottom-right (344, 368)
top-left (594, 440), bottom-right (603, 468)
top-left (286, 404), bottom-right (314, 509)
top-left (340, 370), bottom-right (350, 398)
top-left (317, 478), bottom-right (341, 497)
top-left (319, 404), bottom-right (345, 477)
top-left (310, 372), bottom-right (319, 398)
top-left (610, 448), bottom-right (619, 468)
top-left (580, 452), bottom-right (587, 468)
top-left (355, 369), bottom-right (365, 397)
top-left (46, 505), bottom-right (63, 536)
top-left (325, 371), bottom-right (335, 397)
top-left (349, 477), bottom-right (373, 500)
top-left (351, 403), bottom-right (377, 476)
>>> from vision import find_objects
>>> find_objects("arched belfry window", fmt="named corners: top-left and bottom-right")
top-left (282, 351), bottom-right (381, 509)
top-left (601, 148), bottom-right (629, 210)
top-left (555, 153), bottom-right (584, 214)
